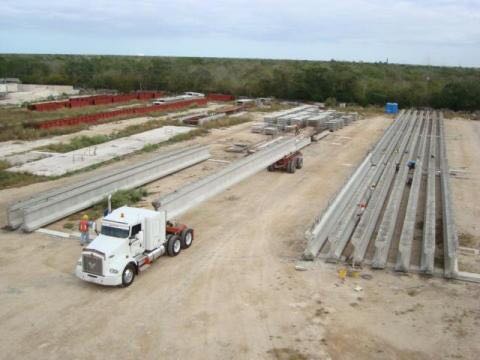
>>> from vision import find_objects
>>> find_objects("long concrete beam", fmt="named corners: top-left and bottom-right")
top-left (395, 111), bottom-right (430, 272)
top-left (328, 111), bottom-right (413, 262)
top-left (349, 113), bottom-right (414, 264)
top-left (370, 110), bottom-right (407, 165)
top-left (303, 153), bottom-right (372, 260)
top-left (372, 111), bottom-right (422, 269)
top-left (152, 136), bottom-right (311, 220)
top-left (9, 145), bottom-right (210, 232)
top-left (438, 113), bottom-right (458, 278)
top-left (421, 113), bottom-right (437, 274)
top-left (303, 110), bottom-right (408, 261)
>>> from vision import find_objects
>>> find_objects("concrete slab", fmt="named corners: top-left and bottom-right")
top-left (7, 126), bottom-right (193, 176)
top-left (4, 151), bottom-right (54, 166)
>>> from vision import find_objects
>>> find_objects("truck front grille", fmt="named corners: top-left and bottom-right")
top-left (82, 254), bottom-right (103, 276)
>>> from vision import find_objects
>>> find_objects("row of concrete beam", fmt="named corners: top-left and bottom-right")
top-left (8, 135), bottom-right (312, 233)
top-left (304, 109), bottom-right (459, 279)
top-left (7, 145), bottom-right (210, 232)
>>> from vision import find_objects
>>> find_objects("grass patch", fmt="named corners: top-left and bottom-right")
top-left (459, 232), bottom-right (479, 248)
top-left (38, 135), bottom-right (111, 153)
top-left (201, 115), bottom-right (251, 129)
top-left (249, 103), bottom-right (292, 113)
top-left (0, 159), bottom-right (52, 189)
top-left (63, 222), bottom-right (74, 230)
top-left (333, 105), bottom-right (384, 117)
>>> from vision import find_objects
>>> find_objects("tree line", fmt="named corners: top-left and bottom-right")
top-left (1, 54), bottom-right (479, 111)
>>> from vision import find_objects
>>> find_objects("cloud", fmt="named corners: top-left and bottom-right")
top-left (0, 0), bottom-right (479, 66)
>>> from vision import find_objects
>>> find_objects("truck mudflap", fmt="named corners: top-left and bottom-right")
top-left (166, 223), bottom-right (188, 235)
top-left (75, 266), bottom-right (122, 286)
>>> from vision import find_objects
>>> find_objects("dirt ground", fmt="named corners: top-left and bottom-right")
top-left (445, 118), bottom-right (480, 273)
top-left (0, 115), bottom-right (479, 359)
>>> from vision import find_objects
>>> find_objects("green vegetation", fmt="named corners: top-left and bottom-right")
top-left (201, 115), bottom-right (250, 129)
top-left (106, 188), bottom-right (148, 209)
top-left (459, 232), bottom-right (478, 248)
top-left (0, 159), bottom-right (51, 189)
top-left (39, 135), bottom-right (110, 153)
top-left (63, 222), bottom-right (74, 230)
top-left (250, 103), bottom-right (293, 113)
top-left (0, 122), bottom-right (88, 142)
top-left (1, 54), bottom-right (480, 110)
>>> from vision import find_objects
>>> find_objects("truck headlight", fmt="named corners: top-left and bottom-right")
top-left (109, 268), bottom-right (119, 274)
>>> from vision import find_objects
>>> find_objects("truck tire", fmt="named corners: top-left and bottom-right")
top-left (122, 264), bottom-right (136, 287)
top-left (267, 164), bottom-right (275, 172)
top-left (180, 228), bottom-right (194, 249)
top-left (296, 157), bottom-right (303, 169)
top-left (167, 235), bottom-right (182, 256)
top-left (287, 160), bottom-right (296, 174)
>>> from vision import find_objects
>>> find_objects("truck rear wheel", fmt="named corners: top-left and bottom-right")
top-left (287, 160), bottom-right (296, 173)
top-left (167, 235), bottom-right (182, 256)
top-left (296, 157), bottom-right (303, 169)
top-left (180, 228), bottom-right (194, 249)
top-left (267, 164), bottom-right (275, 172)
top-left (122, 264), bottom-right (136, 287)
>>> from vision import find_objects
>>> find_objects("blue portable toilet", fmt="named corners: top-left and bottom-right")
top-left (385, 102), bottom-right (398, 114)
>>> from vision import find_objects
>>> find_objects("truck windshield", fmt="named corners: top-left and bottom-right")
top-left (101, 226), bottom-right (129, 238)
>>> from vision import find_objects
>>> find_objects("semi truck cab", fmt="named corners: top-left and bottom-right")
top-left (75, 206), bottom-right (193, 287)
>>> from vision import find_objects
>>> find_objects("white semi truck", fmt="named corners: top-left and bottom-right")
top-left (75, 206), bottom-right (193, 287)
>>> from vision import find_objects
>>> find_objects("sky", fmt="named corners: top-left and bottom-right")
top-left (1, 0), bottom-right (479, 67)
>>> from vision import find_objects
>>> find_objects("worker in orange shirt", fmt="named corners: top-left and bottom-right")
top-left (79, 214), bottom-right (90, 246)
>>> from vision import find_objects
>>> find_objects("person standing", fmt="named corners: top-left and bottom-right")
top-left (79, 214), bottom-right (90, 246)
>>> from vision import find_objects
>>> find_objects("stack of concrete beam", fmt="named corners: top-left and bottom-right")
top-left (261, 105), bottom-right (358, 133)
top-left (264, 126), bottom-right (279, 135)
top-left (306, 111), bottom-right (336, 129)
top-left (348, 112), bottom-right (359, 121)
top-left (326, 118), bottom-right (344, 131)
top-left (251, 122), bottom-right (267, 133)
top-left (263, 105), bottom-right (316, 127)
top-left (342, 114), bottom-right (355, 125)
top-left (326, 121), bottom-right (340, 132)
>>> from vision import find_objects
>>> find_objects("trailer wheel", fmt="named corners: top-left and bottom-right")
top-left (122, 264), bottom-right (136, 287)
top-left (287, 160), bottom-right (296, 174)
top-left (296, 157), bottom-right (303, 169)
top-left (180, 228), bottom-right (194, 249)
top-left (267, 164), bottom-right (275, 172)
top-left (167, 235), bottom-right (182, 256)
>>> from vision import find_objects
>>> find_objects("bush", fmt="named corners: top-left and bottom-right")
top-left (2, 53), bottom-right (480, 111)
top-left (325, 97), bottom-right (337, 107)
top-left (107, 188), bottom-right (149, 209)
